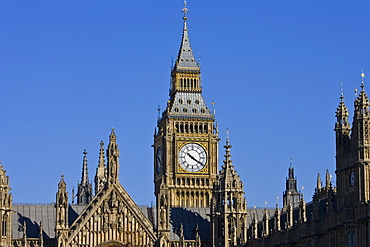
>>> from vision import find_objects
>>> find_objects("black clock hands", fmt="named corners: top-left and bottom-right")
top-left (186, 153), bottom-right (203, 165)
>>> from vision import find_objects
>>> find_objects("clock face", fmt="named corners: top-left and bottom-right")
top-left (178, 143), bottom-right (207, 172)
top-left (349, 171), bottom-right (355, 187)
top-left (156, 147), bottom-right (163, 174)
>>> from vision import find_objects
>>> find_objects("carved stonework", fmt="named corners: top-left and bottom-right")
top-left (65, 184), bottom-right (156, 247)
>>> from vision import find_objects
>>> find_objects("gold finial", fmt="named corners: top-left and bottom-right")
top-left (361, 70), bottom-right (365, 90)
top-left (211, 99), bottom-right (216, 115)
top-left (182, 1), bottom-right (188, 21)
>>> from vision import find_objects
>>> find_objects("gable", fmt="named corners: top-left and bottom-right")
top-left (66, 183), bottom-right (156, 246)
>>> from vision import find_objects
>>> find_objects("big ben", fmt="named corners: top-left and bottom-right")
top-left (153, 1), bottom-right (219, 216)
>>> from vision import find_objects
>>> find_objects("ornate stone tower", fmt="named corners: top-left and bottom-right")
top-left (282, 160), bottom-right (300, 209)
top-left (77, 149), bottom-right (93, 205)
top-left (0, 164), bottom-right (12, 247)
top-left (335, 73), bottom-right (370, 209)
top-left (211, 135), bottom-right (247, 247)
top-left (153, 0), bottom-right (219, 213)
top-left (56, 175), bottom-right (69, 247)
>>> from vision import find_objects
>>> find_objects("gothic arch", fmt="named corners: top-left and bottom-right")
top-left (96, 240), bottom-right (128, 247)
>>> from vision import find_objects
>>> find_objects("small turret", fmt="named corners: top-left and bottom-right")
top-left (211, 130), bottom-right (247, 246)
top-left (351, 72), bottom-right (370, 161)
top-left (335, 83), bottom-right (350, 161)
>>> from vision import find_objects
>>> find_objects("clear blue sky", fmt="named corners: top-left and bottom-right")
top-left (1, 1), bottom-right (370, 208)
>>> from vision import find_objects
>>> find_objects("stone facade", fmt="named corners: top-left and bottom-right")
top-left (2, 3), bottom-right (370, 247)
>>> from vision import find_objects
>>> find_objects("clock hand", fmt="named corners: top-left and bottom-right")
top-left (187, 153), bottom-right (198, 162)
top-left (186, 153), bottom-right (204, 166)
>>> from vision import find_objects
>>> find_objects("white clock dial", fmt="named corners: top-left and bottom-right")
top-left (156, 147), bottom-right (163, 174)
top-left (178, 143), bottom-right (207, 172)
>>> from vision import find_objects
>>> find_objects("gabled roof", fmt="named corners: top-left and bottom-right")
top-left (66, 183), bottom-right (156, 245)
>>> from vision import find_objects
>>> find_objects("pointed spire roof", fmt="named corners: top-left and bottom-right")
top-left (159, 1), bottom-right (214, 122)
top-left (218, 130), bottom-right (243, 191)
top-left (335, 82), bottom-right (349, 125)
top-left (316, 173), bottom-right (321, 191)
top-left (95, 140), bottom-right (107, 194)
top-left (173, 1), bottom-right (199, 71)
top-left (325, 169), bottom-right (331, 188)
top-left (98, 141), bottom-right (105, 168)
top-left (109, 127), bottom-right (117, 142)
top-left (288, 157), bottom-right (294, 179)
top-left (81, 149), bottom-right (89, 186)
top-left (355, 71), bottom-right (369, 115)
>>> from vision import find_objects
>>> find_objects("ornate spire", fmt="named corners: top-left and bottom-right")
top-left (173, 1), bottom-right (198, 71)
top-left (58, 174), bottom-right (66, 188)
top-left (77, 149), bottom-right (92, 205)
top-left (336, 82), bottom-right (350, 128)
top-left (283, 159), bottom-right (300, 209)
top-left (95, 140), bottom-right (107, 193)
top-left (211, 130), bottom-right (247, 245)
top-left (325, 169), bottom-right (331, 189)
top-left (354, 71), bottom-right (369, 117)
top-left (98, 141), bottom-right (105, 168)
top-left (219, 130), bottom-right (238, 184)
top-left (158, 1), bottom-right (213, 122)
top-left (109, 127), bottom-right (117, 141)
top-left (81, 150), bottom-right (89, 186)
top-left (107, 128), bottom-right (120, 184)
top-left (182, 1), bottom-right (188, 27)
top-left (316, 173), bottom-right (322, 191)
top-left (56, 174), bottom-right (68, 231)
top-left (288, 157), bottom-right (294, 179)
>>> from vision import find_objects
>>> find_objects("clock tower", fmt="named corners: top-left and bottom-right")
top-left (335, 73), bottom-right (370, 210)
top-left (153, 1), bottom-right (219, 217)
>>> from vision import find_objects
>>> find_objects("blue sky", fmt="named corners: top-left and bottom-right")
top-left (1, 1), bottom-right (370, 208)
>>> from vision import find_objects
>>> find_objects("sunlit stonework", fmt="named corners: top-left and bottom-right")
top-left (2, 2), bottom-right (370, 247)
